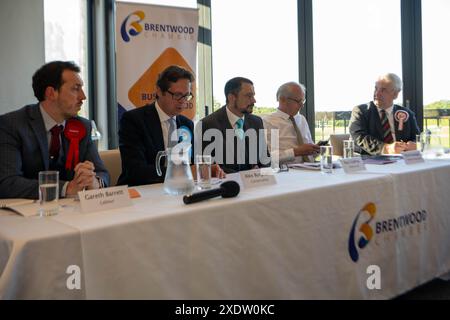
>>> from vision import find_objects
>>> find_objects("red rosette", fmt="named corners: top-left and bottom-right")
top-left (394, 110), bottom-right (409, 131)
top-left (64, 119), bottom-right (86, 170)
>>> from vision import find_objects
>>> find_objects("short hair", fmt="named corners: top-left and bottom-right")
top-left (276, 82), bottom-right (306, 101)
top-left (378, 73), bottom-right (402, 92)
top-left (32, 61), bottom-right (80, 102)
top-left (224, 77), bottom-right (253, 103)
top-left (156, 65), bottom-right (194, 92)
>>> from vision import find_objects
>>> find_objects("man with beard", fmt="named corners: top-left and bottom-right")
top-left (0, 61), bottom-right (109, 199)
top-left (197, 77), bottom-right (270, 173)
top-left (349, 73), bottom-right (419, 155)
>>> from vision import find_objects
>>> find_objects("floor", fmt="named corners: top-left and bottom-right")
top-left (396, 278), bottom-right (450, 299)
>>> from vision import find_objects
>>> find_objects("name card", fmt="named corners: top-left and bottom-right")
top-left (79, 185), bottom-right (132, 213)
top-left (402, 150), bottom-right (424, 165)
top-left (239, 168), bottom-right (277, 189)
top-left (339, 157), bottom-right (367, 173)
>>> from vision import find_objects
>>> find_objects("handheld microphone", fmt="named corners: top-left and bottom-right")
top-left (183, 181), bottom-right (240, 205)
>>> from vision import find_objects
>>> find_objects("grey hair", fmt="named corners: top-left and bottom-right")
top-left (379, 73), bottom-right (402, 92)
top-left (276, 82), bottom-right (306, 101)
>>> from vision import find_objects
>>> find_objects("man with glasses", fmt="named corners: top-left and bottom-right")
top-left (118, 65), bottom-right (196, 186)
top-left (263, 82), bottom-right (320, 166)
top-left (197, 77), bottom-right (270, 173)
top-left (349, 73), bottom-right (419, 155)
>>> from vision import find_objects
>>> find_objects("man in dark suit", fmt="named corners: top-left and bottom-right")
top-left (118, 65), bottom-right (224, 186)
top-left (0, 61), bottom-right (109, 199)
top-left (197, 77), bottom-right (270, 173)
top-left (349, 73), bottom-right (420, 155)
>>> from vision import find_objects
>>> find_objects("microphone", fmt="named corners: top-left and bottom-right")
top-left (183, 181), bottom-right (240, 205)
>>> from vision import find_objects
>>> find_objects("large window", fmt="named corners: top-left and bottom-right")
top-left (312, 0), bottom-right (402, 141)
top-left (211, 0), bottom-right (298, 114)
top-left (117, 0), bottom-right (196, 7)
top-left (44, 0), bottom-right (89, 118)
top-left (422, 0), bottom-right (450, 148)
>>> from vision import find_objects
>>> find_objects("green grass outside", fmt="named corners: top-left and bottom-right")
top-left (251, 106), bottom-right (450, 147)
top-left (314, 121), bottom-right (450, 147)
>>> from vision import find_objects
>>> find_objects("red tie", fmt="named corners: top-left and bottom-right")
top-left (380, 110), bottom-right (394, 144)
top-left (49, 125), bottom-right (63, 160)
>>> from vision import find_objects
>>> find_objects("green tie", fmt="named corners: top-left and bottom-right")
top-left (289, 116), bottom-right (310, 162)
top-left (235, 118), bottom-right (244, 140)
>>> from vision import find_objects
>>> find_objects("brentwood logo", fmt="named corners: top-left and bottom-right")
top-left (120, 10), bottom-right (195, 43)
top-left (121, 11), bottom-right (145, 42)
top-left (348, 202), bottom-right (428, 263)
top-left (348, 202), bottom-right (376, 262)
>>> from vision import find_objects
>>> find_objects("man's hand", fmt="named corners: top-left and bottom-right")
top-left (66, 161), bottom-right (98, 196)
top-left (383, 141), bottom-right (407, 154)
top-left (212, 164), bottom-right (226, 179)
top-left (293, 143), bottom-right (320, 157)
top-left (405, 141), bottom-right (417, 151)
top-left (191, 163), bottom-right (226, 180)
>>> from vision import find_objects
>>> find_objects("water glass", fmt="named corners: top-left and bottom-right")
top-left (38, 171), bottom-right (59, 217)
top-left (343, 140), bottom-right (355, 158)
top-left (320, 146), bottom-right (333, 174)
top-left (196, 155), bottom-right (212, 190)
top-left (416, 133), bottom-right (424, 152)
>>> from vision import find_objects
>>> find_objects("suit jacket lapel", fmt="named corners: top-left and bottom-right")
top-left (28, 104), bottom-right (50, 170)
top-left (370, 102), bottom-right (383, 139)
top-left (392, 105), bottom-right (400, 138)
top-left (146, 104), bottom-right (165, 152)
top-left (219, 106), bottom-right (233, 137)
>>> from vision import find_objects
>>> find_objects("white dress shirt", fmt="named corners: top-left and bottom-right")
top-left (225, 105), bottom-right (244, 129)
top-left (39, 104), bottom-right (70, 196)
top-left (155, 101), bottom-right (177, 149)
top-left (39, 104), bottom-right (66, 152)
top-left (376, 105), bottom-right (397, 141)
top-left (263, 109), bottom-right (314, 163)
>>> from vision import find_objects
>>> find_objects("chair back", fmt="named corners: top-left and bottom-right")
top-left (329, 134), bottom-right (350, 156)
top-left (99, 149), bottom-right (122, 187)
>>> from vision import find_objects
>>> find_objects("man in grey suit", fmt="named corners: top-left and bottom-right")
top-left (197, 77), bottom-right (270, 173)
top-left (0, 61), bottom-right (109, 199)
top-left (349, 73), bottom-right (420, 155)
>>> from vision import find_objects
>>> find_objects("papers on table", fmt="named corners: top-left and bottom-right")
top-left (361, 155), bottom-right (402, 165)
top-left (0, 200), bottom-right (40, 217)
top-left (0, 198), bottom-right (34, 208)
top-left (287, 162), bottom-right (341, 171)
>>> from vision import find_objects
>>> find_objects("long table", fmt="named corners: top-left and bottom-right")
top-left (1, 159), bottom-right (450, 299)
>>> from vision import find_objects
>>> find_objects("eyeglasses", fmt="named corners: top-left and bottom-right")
top-left (166, 90), bottom-right (193, 102)
top-left (287, 97), bottom-right (306, 105)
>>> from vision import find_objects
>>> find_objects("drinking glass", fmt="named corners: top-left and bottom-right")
top-left (196, 155), bottom-right (212, 190)
top-left (38, 171), bottom-right (59, 217)
top-left (343, 140), bottom-right (355, 158)
top-left (320, 146), bottom-right (333, 174)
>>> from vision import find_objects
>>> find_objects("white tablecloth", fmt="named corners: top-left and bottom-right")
top-left (1, 159), bottom-right (450, 299)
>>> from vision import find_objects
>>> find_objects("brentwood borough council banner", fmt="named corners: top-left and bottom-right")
top-left (116, 2), bottom-right (199, 120)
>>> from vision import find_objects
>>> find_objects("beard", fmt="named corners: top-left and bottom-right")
top-left (241, 104), bottom-right (254, 114)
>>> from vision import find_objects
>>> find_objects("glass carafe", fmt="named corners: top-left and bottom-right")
top-left (156, 143), bottom-right (195, 195)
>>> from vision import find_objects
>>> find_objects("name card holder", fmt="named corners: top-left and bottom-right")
top-left (239, 168), bottom-right (277, 189)
top-left (79, 185), bottom-right (132, 213)
top-left (402, 150), bottom-right (425, 165)
top-left (339, 157), bottom-right (367, 173)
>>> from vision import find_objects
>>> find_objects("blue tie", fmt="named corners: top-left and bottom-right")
top-left (235, 118), bottom-right (244, 140)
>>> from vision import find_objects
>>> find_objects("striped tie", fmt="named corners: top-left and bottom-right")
top-left (380, 110), bottom-right (393, 144)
